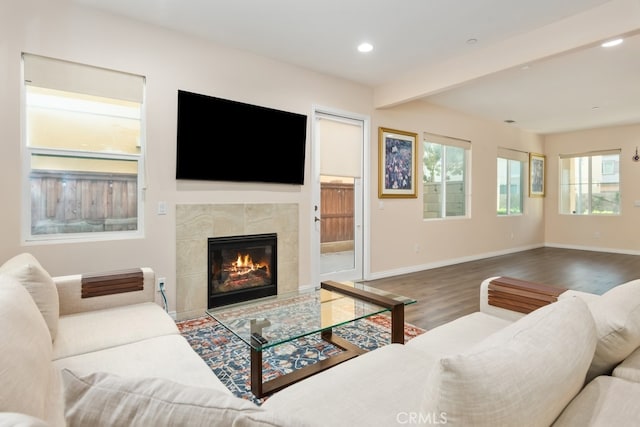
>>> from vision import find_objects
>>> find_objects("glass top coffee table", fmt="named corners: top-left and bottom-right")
top-left (206, 280), bottom-right (416, 397)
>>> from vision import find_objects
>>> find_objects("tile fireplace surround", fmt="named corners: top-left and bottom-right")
top-left (176, 203), bottom-right (299, 320)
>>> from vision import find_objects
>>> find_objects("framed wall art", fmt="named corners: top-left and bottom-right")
top-left (378, 127), bottom-right (418, 198)
top-left (529, 152), bottom-right (545, 197)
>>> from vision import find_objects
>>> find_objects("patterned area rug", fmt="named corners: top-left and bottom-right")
top-left (177, 314), bottom-right (425, 405)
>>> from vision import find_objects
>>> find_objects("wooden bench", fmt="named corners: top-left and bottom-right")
top-left (488, 276), bottom-right (567, 314)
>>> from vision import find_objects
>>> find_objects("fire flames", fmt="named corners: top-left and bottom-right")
top-left (212, 250), bottom-right (271, 292)
top-left (232, 253), bottom-right (268, 275)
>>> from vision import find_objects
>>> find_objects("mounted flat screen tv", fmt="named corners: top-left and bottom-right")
top-left (176, 90), bottom-right (307, 185)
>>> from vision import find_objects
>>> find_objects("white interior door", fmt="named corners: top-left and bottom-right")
top-left (312, 108), bottom-right (368, 284)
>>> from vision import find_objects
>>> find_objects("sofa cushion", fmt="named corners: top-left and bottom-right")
top-left (586, 279), bottom-right (640, 381)
top-left (62, 369), bottom-right (312, 427)
top-left (262, 343), bottom-right (438, 427)
top-left (612, 346), bottom-right (640, 383)
top-left (0, 253), bottom-right (59, 341)
top-left (552, 376), bottom-right (640, 426)
top-left (420, 297), bottom-right (596, 427)
top-left (0, 275), bottom-right (64, 426)
top-left (53, 302), bottom-right (179, 360)
top-left (407, 311), bottom-right (512, 357)
top-left (54, 334), bottom-right (230, 394)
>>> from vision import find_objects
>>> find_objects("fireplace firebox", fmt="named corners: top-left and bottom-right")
top-left (208, 233), bottom-right (277, 308)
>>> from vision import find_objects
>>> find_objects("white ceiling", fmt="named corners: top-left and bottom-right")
top-left (74, 0), bottom-right (640, 134)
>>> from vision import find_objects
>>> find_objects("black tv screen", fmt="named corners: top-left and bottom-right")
top-left (176, 90), bottom-right (307, 184)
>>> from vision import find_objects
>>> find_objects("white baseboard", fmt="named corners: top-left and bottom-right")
top-left (366, 242), bottom-right (639, 281)
top-left (544, 242), bottom-right (640, 256)
top-left (365, 244), bottom-right (543, 281)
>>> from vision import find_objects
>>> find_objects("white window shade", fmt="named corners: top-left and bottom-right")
top-left (23, 53), bottom-right (144, 103)
top-left (423, 132), bottom-right (471, 150)
top-left (560, 149), bottom-right (621, 159)
top-left (319, 117), bottom-right (362, 178)
top-left (497, 147), bottom-right (529, 162)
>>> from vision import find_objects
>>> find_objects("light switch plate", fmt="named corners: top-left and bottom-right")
top-left (158, 201), bottom-right (167, 215)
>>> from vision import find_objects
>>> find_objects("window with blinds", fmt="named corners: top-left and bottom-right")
top-left (22, 53), bottom-right (146, 240)
top-left (559, 150), bottom-right (621, 215)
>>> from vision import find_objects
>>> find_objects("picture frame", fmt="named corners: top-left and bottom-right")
top-left (378, 127), bottom-right (418, 198)
top-left (529, 152), bottom-right (545, 197)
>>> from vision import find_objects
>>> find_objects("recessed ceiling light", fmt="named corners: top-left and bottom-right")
top-left (504, 119), bottom-right (516, 124)
top-left (601, 38), bottom-right (623, 48)
top-left (357, 43), bottom-right (373, 53)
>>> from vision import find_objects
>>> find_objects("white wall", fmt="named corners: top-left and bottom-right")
top-left (2, 1), bottom-right (633, 313)
top-left (0, 0), bottom-right (373, 312)
top-left (369, 101), bottom-right (546, 277)
top-left (544, 124), bottom-right (640, 253)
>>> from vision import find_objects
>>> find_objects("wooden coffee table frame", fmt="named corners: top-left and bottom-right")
top-left (250, 280), bottom-right (407, 397)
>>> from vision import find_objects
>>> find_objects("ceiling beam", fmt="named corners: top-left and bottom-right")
top-left (373, 0), bottom-right (640, 109)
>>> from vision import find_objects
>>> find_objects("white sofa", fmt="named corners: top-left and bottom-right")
top-left (261, 277), bottom-right (640, 426)
top-left (0, 253), bottom-right (298, 427)
top-left (2, 252), bottom-right (640, 426)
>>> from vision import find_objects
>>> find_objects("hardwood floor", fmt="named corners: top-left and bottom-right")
top-left (363, 247), bottom-right (640, 331)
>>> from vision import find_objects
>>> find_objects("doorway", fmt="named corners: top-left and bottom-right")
top-left (312, 108), bottom-right (369, 283)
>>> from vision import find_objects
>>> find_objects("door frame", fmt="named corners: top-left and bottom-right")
top-left (311, 105), bottom-right (371, 284)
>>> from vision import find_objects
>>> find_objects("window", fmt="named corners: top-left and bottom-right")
top-left (497, 148), bottom-right (526, 216)
top-left (423, 133), bottom-right (470, 219)
top-left (559, 150), bottom-right (620, 215)
top-left (23, 54), bottom-right (145, 241)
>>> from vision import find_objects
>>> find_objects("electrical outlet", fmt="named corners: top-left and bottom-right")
top-left (157, 277), bottom-right (166, 292)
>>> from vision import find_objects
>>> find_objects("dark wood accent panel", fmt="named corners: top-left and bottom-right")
top-left (81, 268), bottom-right (144, 298)
top-left (488, 276), bottom-right (566, 314)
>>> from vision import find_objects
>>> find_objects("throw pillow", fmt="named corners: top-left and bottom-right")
top-left (586, 279), bottom-right (640, 381)
top-left (0, 276), bottom-right (61, 424)
top-left (0, 253), bottom-right (59, 341)
top-left (62, 370), bottom-right (312, 427)
top-left (420, 297), bottom-right (596, 427)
